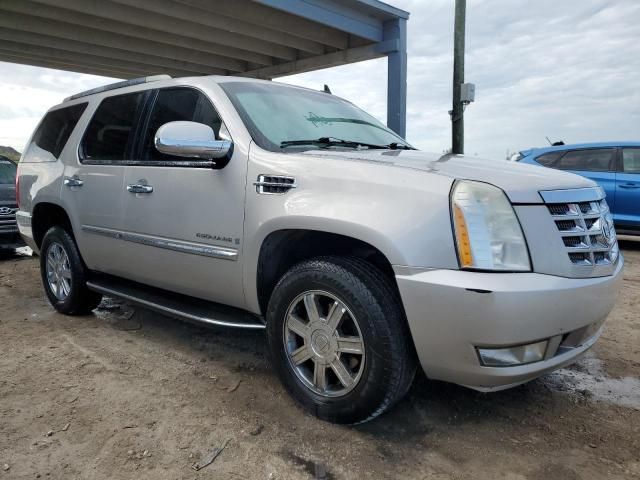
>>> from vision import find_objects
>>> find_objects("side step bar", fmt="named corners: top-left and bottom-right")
top-left (86, 276), bottom-right (265, 330)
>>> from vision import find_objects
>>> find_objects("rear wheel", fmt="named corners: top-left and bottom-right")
top-left (266, 256), bottom-right (416, 424)
top-left (40, 226), bottom-right (102, 315)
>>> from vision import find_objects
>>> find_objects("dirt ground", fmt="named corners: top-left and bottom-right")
top-left (0, 240), bottom-right (639, 480)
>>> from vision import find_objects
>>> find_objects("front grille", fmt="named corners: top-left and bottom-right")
top-left (547, 199), bottom-right (618, 266)
top-left (0, 206), bottom-right (18, 233)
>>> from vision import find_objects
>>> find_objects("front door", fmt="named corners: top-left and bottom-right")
top-left (615, 147), bottom-right (640, 229)
top-left (119, 87), bottom-right (247, 308)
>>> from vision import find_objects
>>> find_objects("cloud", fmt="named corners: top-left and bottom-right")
top-left (0, 64), bottom-right (115, 151)
top-left (1, 0), bottom-right (638, 158)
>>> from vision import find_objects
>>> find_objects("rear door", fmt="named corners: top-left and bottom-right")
top-left (62, 91), bottom-right (149, 276)
top-left (615, 147), bottom-right (640, 229)
top-left (118, 86), bottom-right (247, 308)
top-left (553, 148), bottom-right (617, 210)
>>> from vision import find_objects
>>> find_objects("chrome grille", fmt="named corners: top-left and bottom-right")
top-left (0, 206), bottom-right (18, 233)
top-left (547, 199), bottom-right (618, 266)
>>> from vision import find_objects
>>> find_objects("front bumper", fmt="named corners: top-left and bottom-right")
top-left (0, 226), bottom-right (24, 249)
top-left (395, 258), bottom-right (623, 391)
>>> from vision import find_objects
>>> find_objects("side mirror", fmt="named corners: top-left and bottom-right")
top-left (154, 121), bottom-right (232, 161)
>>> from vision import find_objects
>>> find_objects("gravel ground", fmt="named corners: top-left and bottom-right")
top-left (0, 240), bottom-right (639, 479)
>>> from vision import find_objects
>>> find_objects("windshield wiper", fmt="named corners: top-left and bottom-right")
top-left (280, 137), bottom-right (412, 150)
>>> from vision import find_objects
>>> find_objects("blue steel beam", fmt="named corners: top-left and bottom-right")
top-left (384, 17), bottom-right (407, 138)
top-left (254, 0), bottom-right (383, 41)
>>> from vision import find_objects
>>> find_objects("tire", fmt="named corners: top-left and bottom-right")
top-left (40, 226), bottom-right (102, 315)
top-left (266, 256), bottom-right (416, 424)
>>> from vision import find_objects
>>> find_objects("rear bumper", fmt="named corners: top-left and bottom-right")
top-left (395, 258), bottom-right (623, 391)
top-left (16, 210), bottom-right (37, 252)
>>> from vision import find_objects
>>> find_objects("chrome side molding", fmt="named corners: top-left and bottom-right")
top-left (82, 225), bottom-right (238, 260)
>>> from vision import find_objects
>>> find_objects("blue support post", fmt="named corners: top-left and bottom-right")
top-left (384, 18), bottom-right (407, 138)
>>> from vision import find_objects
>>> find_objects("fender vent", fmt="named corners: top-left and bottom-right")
top-left (254, 174), bottom-right (296, 194)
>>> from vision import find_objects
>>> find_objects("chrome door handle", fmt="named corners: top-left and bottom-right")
top-left (127, 183), bottom-right (154, 194)
top-left (619, 183), bottom-right (640, 189)
top-left (63, 176), bottom-right (83, 187)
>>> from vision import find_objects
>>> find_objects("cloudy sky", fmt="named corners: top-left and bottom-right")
top-left (1, 0), bottom-right (638, 159)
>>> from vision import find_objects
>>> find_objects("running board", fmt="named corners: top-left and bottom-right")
top-left (86, 276), bottom-right (265, 330)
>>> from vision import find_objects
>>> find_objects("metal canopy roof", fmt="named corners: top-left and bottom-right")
top-left (0, 0), bottom-right (409, 136)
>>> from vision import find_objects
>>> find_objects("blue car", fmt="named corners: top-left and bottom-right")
top-left (517, 142), bottom-right (640, 234)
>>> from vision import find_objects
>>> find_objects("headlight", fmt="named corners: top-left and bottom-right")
top-left (451, 180), bottom-right (530, 271)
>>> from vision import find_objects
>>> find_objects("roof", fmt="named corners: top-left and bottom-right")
top-left (521, 141), bottom-right (640, 157)
top-left (0, 0), bottom-right (409, 80)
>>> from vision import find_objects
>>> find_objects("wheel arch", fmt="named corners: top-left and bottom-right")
top-left (253, 227), bottom-right (401, 317)
top-left (31, 201), bottom-right (74, 249)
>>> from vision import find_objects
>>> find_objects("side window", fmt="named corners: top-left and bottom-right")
top-left (0, 159), bottom-right (16, 184)
top-left (140, 88), bottom-right (222, 161)
top-left (535, 151), bottom-right (563, 167)
top-left (82, 92), bottom-right (147, 161)
top-left (555, 149), bottom-right (614, 172)
top-left (622, 148), bottom-right (640, 173)
top-left (31, 103), bottom-right (87, 158)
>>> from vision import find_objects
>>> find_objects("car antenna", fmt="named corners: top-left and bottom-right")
top-left (545, 136), bottom-right (552, 146)
top-left (323, 84), bottom-right (332, 94)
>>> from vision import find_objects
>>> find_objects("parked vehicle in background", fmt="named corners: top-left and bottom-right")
top-left (0, 155), bottom-right (23, 251)
top-left (517, 143), bottom-right (640, 235)
top-left (17, 75), bottom-right (623, 424)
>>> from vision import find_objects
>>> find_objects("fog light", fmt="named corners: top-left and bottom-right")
top-left (478, 340), bottom-right (548, 367)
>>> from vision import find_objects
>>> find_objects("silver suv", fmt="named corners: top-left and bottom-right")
top-left (17, 75), bottom-right (623, 424)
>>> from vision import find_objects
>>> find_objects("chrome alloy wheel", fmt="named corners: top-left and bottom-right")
top-left (284, 290), bottom-right (365, 397)
top-left (46, 242), bottom-right (72, 301)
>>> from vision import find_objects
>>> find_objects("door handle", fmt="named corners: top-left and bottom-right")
top-left (619, 183), bottom-right (640, 189)
top-left (127, 183), bottom-right (154, 194)
top-left (63, 176), bottom-right (83, 188)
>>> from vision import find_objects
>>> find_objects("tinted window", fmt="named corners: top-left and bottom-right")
top-left (32, 103), bottom-right (87, 158)
top-left (555, 149), bottom-right (614, 172)
top-left (535, 151), bottom-right (563, 167)
top-left (140, 88), bottom-right (221, 161)
top-left (82, 92), bottom-right (147, 160)
top-left (622, 148), bottom-right (640, 173)
top-left (0, 159), bottom-right (16, 184)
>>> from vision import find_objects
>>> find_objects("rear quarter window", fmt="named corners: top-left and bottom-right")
top-left (28, 103), bottom-right (88, 160)
top-left (534, 151), bottom-right (563, 166)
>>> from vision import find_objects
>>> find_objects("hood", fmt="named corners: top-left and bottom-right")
top-left (301, 149), bottom-right (595, 204)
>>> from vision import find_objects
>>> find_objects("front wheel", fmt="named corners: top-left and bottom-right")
top-left (266, 256), bottom-right (416, 424)
top-left (40, 226), bottom-right (102, 315)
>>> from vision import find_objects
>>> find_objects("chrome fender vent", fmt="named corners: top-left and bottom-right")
top-left (254, 174), bottom-right (296, 195)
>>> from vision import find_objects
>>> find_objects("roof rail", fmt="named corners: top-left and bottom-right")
top-left (64, 75), bottom-right (172, 102)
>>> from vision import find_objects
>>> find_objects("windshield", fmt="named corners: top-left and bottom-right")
top-left (219, 81), bottom-right (411, 152)
top-left (0, 159), bottom-right (16, 184)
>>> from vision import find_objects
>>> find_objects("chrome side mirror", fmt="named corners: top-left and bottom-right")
top-left (154, 121), bottom-right (232, 160)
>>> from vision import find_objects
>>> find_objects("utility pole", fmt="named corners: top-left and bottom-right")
top-left (451, 0), bottom-right (466, 154)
